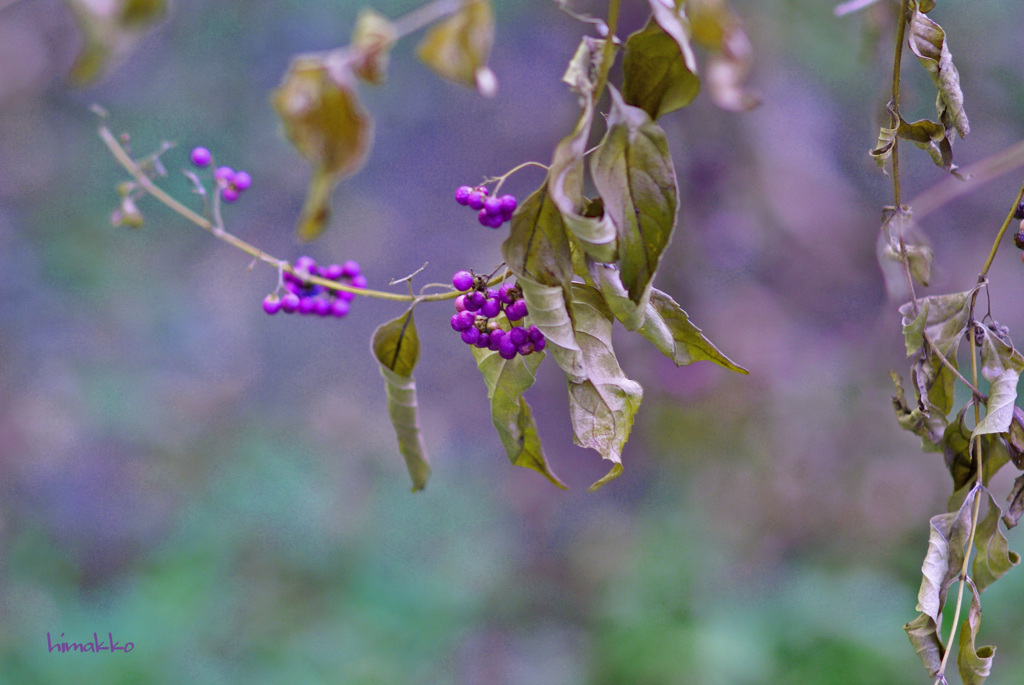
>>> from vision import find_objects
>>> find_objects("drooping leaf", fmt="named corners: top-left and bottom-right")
top-left (972, 490), bottom-right (1020, 592)
top-left (977, 323), bottom-right (1024, 383)
top-left (562, 35), bottom-right (604, 99)
top-left (972, 370), bottom-right (1019, 438)
top-left (957, 581), bottom-right (995, 685)
top-left (898, 288), bottom-right (976, 359)
top-left (517, 277), bottom-right (586, 383)
top-left (907, 7), bottom-right (970, 139)
top-left (272, 56), bottom-right (373, 241)
top-left (914, 486), bottom-right (977, 623)
top-left (1007, 408), bottom-right (1024, 469)
top-left (686, 0), bottom-right (759, 111)
top-left (622, 14), bottom-right (700, 120)
top-left (351, 8), bottom-right (397, 85)
top-left (901, 299), bottom-right (929, 357)
top-left (1003, 474), bottom-right (1024, 529)
top-left (591, 87), bottom-right (679, 304)
top-left (878, 207), bottom-right (934, 291)
top-left (471, 346), bottom-right (566, 488)
top-left (371, 310), bottom-right (430, 491)
top-left (547, 77), bottom-right (617, 263)
top-left (416, 0), bottom-right (496, 96)
top-left (63, 0), bottom-right (168, 85)
top-left (891, 371), bottom-right (946, 453)
top-left (567, 284), bottom-right (644, 491)
top-left (502, 183), bottom-right (575, 288)
top-left (904, 612), bottom-right (944, 678)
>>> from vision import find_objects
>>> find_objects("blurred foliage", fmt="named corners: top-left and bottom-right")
top-left (2, 0), bottom-right (1024, 683)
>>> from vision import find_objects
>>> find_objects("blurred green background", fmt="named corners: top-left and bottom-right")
top-left (2, 1), bottom-right (1024, 683)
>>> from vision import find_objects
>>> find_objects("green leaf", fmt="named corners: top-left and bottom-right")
top-left (517, 278), bottom-right (586, 383)
top-left (904, 612), bottom-right (944, 678)
top-left (471, 346), bottom-right (566, 489)
top-left (567, 284), bottom-right (643, 490)
top-left (371, 310), bottom-right (430, 491)
top-left (914, 486), bottom-right (976, 623)
top-left (907, 7), bottom-right (970, 139)
top-left (502, 182), bottom-right (575, 288)
top-left (891, 371), bottom-right (946, 453)
top-left (972, 370), bottom-right (1019, 438)
top-left (622, 14), bottom-right (700, 120)
top-left (591, 86), bottom-right (679, 304)
top-left (898, 287), bottom-right (976, 359)
top-left (63, 0), bottom-right (168, 85)
top-left (272, 56), bottom-right (374, 241)
top-left (416, 0), bottom-right (496, 96)
top-left (957, 581), bottom-right (995, 685)
top-left (901, 299), bottom-right (929, 357)
top-left (351, 8), bottom-right (397, 85)
top-left (977, 324), bottom-right (1024, 383)
top-left (972, 490), bottom-right (1020, 592)
top-left (547, 102), bottom-right (618, 264)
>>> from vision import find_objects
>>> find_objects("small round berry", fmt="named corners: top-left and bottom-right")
top-left (338, 289), bottom-right (356, 302)
top-left (527, 325), bottom-right (544, 343)
top-left (342, 260), bottom-right (362, 278)
top-left (477, 209), bottom-right (492, 227)
top-left (262, 294), bottom-right (282, 315)
top-left (451, 312), bottom-right (472, 332)
top-left (214, 166), bottom-right (234, 185)
top-left (509, 326), bottom-right (529, 347)
top-left (298, 296), bottom-right (317, 315)
top-left (487, 213), bottom-right (504, 229)
top-left (1016, 202), bottom-right (1024, 220)
top-left (499, 195), bottom-right (517, 215)
top-left (1015, 230), bottom-right (1024, 251)
top-left (281, 292), bottom-right (301, 313)
top-left (467, 191), bottom-right (486, 211)
top-left (475, 332), bottom-right (491, 348)
top-left (498, 283), bottom-right (514, 305)
top-left (222, 187), bottom-right (241, 203)
top-left (295, 256), bottom-right (317, 275)
top-left (455, 186), bottom-right (473, 205)
top-left (232, 170), bottom-right (252, 191)
top-left (480, 297), bottom-right (501, 318)
top-left (505, 299), bottom-right (528, 321)
top-left (190, 146), bottom-right (212, 167)
top-left (498, 337), bottom-right (518, 360)
top-left (315, 297), bottom-right (333, 316)
top-left (454, 294), bottom-right (467, 312)
top-left (331, 299), bottom-right (350, 318)
top-left (467, 290), bottom-right (486, 311)
top-left (452, 270), bottom-right (474, 292)
top-left (350, 274), bottom-right (368, 289)
top-left (533, 337), bottom-right (546, 352)
top-left (461, 327), bottom-right (481, 345)
top-left (323, 263), bottom-right (344, 280)
top-left (476, 186), bottom-right (489, 196)
top-left (484, 197), bottom-right (503, 217)
top-left (518, 342), bottom-right (535, 356)
top-left (488, 328), bottom-right (506, 350)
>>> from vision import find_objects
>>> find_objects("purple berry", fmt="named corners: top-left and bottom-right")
top-left (222, 187), bottom-right (240, 203)
top-left (190, 146), bottom-right (212, 167)
top-left (518, 342), bottom-right (535, 356)
top-left (214, 166), bottom-right (234, 185)
top-left (527, 325), bottom-right (544, 343)
top-left (481, 297), bottom-right (501, 318)
top-left (314, 297), bottom-right (333, 316)
top-left (533, 337), bottom-right (546, 352)
top-left (323, 263), bottom-right (344, 280)
top-left (488, 328), bottom-right (506, 350)
top-left (468, 191), bottom-right (486, 211)
top-left (476, 186), bottom-right (489, 196)
top-left (232, 170), bottom-right (252, 191)
top-left (338, 288), bottom-right (356, 302)
top-left (350, 274), bottom-right (367, 289)
top-left (298, 296), bottom-right (317, 315)
top-left (451, 312), bottom-right (471, 332)
top-left (500, 195), bottom-right (517, 215)
top-left (461, 327), bottom-right (480, 345)
top-left (342, 260), bottom-right (361, 278)
top-left (498, 337), bottom-right (517, 360)
top-left (477, 209), bottom-right (491, 227)
top-left (295, 256), bottom-right (317, 275)
top-left (506, 299), bottom-right (527, 321)
top-left (281, 292), bottom-right (301, 313)
top-left (467, 290), bottom-right (486, 311)
top-left (475, 332), bottom-right (491, 348)
top-left (331, 299), bottom-right (350, 318)
top-left (455, 310), bottom-right (476, 330)
top-left (452, 270), bottom-right (474, 292)
top-left (262, 294), bottom-right (282, 315)
top-left (487, 213), bottom-right (504, 229)
top-left (498, 283), bottom-right (514, 304)
top-left (509, 326), bottom-right (529, 347)
top-left (455, 186), bottom-right (473, 205)
top-left (484, 197), bottom-right (503, 217)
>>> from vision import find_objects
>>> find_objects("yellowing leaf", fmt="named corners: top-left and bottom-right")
top-left (272, 56), bottom-right (374, 241)
top-left (351, 8), bottom-right (397, 85)
top-left (907, 8), bottom-right (970, 139)
top-left (686, 0), bottom-right (759, 111)
top-left (416, 0), bottom-right (496, 96)
top-left (502, 182), bottom-right (574, 288)
top-left (957, 581), bottom-right (995, 685)
top-left (63, 0), bottom-right (168, 85)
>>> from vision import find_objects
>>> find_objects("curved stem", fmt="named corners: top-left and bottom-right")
top-left (487, 161), bottom-right (549, 196)
top-left (977, 177), bottom-right (1024, 282)
top-left (590, 0), bottom-right (621, 108)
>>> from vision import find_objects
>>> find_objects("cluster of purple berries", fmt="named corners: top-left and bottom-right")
top-left (449, 270), bottom-right (545, 360)
top-left (262, 256), bottom-right (366, 317)
top-left (190, 146), bottom-right (252, 203)
top-left (454, 185), bottom-right (517, 229)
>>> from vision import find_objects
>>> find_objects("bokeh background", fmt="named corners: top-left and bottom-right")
top-left (2, 0), bottom-right (1024, 683)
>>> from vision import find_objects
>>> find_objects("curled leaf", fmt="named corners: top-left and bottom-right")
top-left (972, 490), bottom-right (1020, 592)
top-left (957, 580), bottom-right (994, 685)
top-left (1003, 474), bottom-right (1024, 529)
top-left (517, 277), bottom-right (585, 383)
top-left (591, 87), bottom-right (679, 304)
top-left (914, 486), bottom-right (976, 623)
top-left (416, 0), bottom-right (496, 96)
top-left (878, 207), bottom-right (933, 291)
top-left (272, 56), bottom-right (374, 241)
top-left (971, 370), bottom-right (1019, 438)
top-left (904, 612), bottom-right (944, 678)
top-left (891, 371), bottom-right (946, 453)
top-left (907, 7), bottom-right (970, 139)
top-left (622, 9), bottom-right (700, 120)
top-left (471, 347), bottom-right (566, 488)
top-left (351, 8), bottom-right (397, 85)
top-left (371, 310), bottom-right (430, 491)
top-left (63, 0), bottom-right (167, 85)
